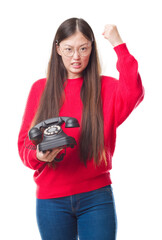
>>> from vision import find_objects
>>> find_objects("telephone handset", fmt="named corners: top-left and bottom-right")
top-left (28, 117), bottom-right (80, 161)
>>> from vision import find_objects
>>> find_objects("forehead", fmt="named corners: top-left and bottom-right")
top-left (61, 31), bottom-right (90, 46)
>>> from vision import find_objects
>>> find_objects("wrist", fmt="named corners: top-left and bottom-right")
top-left (112, 38), bottom-right (123, 47)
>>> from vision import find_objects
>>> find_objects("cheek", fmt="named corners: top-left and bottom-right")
top-left (61, 57), bottom-right (70, 69)
top-left (82, 55), bottom-right (91, 68)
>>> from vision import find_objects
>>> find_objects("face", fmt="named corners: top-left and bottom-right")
top-left (57, 31), bottom-right (92, 79)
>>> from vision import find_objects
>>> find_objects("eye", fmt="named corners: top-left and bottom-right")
top-left (80, 47), bottom-right (87, 52)
top-left (63, 47), bottom-right (73, 56)
top-left (65, 48), bottom-right (72, 52)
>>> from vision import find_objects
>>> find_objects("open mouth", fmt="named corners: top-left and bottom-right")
top-left (71, 62), bottom-right (81, 68)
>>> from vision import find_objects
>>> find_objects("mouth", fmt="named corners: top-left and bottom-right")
top-left (71, 62), bottom-right (81, 68)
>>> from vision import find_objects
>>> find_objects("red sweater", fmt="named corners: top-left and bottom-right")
top-left (18, 43), bottom-right (144, 199)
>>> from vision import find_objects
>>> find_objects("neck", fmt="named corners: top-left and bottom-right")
top-left (67, 73), bottom-right (82, 79)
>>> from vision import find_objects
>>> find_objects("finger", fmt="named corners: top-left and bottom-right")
top-left (51, 147), bottom-right (63, 154)
top-left (39, 150), bottom-right (51, 158)
top-left (50, 148), bottom-right (63, 158)
top-left (45, 148), bottom-right (63, 162)
top-left (36, 150), bottom-right (52, 162)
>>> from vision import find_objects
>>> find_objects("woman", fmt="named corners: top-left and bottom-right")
top-left (18, 18), bottom-right (144, 240)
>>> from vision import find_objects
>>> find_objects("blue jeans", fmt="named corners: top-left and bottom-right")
top-left (36, 185), bottom-right (117, 240)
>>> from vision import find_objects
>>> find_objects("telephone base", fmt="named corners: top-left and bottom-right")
top-left (38, 136), bottom-right (77, 152)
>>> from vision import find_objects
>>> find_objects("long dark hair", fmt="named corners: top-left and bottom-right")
top-left (31, 18), bottom-right (107, 166)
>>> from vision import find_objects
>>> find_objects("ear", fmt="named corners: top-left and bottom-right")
top-left (56, 45), bottom-right (62, 56)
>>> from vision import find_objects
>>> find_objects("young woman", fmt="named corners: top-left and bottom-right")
top-left (18, 18), bottom-right (144, 240)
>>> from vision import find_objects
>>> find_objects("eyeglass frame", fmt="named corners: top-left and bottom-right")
top-left (56, 41), bottom-right (93, 57)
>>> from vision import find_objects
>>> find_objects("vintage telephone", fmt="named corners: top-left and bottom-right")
top-left (28, 117), bottom-right (80, 161)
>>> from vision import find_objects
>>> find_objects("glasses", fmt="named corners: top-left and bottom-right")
top-left (59, 44), bottom-right (92, 57)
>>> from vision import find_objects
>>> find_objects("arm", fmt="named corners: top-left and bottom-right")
top-left (103, 25), bottom-right (144, 126)
top-left (17, 79), bottom-right (46, 170)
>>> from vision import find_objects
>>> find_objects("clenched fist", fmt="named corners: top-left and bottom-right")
top-left (102, 24), bottom-right (123, 47)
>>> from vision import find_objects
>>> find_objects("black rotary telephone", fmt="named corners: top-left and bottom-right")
top-left (28, 117), bottom-right (80, 161)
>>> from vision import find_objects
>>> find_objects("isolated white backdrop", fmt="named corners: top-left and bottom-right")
top-left (0, 0), bottom-right (162, 239)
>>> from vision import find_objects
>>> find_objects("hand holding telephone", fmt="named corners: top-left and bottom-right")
top-left (28, 117), bottom-right (80, 161)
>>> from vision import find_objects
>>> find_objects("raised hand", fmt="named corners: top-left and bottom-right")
top-left (102, 24), bottom-right (123, 47)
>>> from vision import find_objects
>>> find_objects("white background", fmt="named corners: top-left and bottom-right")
top-left (0, 0), bottom-right (162, 239)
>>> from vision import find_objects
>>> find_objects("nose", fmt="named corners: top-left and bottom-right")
top-left (73, 49), bottom-right (80, 59)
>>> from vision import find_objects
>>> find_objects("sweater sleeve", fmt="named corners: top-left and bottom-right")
top-left (114, 43), bottom-right (144, 127)
top-left (17, 79), bottom-right (46, 170)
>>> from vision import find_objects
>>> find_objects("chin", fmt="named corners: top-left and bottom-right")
top-left (69, 70), bottom-right (82, 78)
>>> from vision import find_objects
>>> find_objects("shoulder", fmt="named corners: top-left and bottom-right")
top-left (27, 78), bottom-right (47, 102)
top-left (101, 75), bottom-right (118, 89)
top-left (31, 78), bottom-right (47, 90)
top-left (101, 76), bottom-right (119, 99)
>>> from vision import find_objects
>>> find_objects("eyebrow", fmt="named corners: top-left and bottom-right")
top-left (63, 43), bottom-right (89, 47)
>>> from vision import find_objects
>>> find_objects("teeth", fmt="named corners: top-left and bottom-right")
top-left (72, 63), bottom-right (80, 65)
